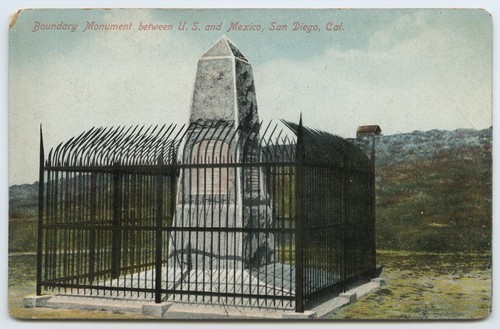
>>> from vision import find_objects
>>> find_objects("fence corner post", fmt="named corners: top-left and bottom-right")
top-left (295, 115), bottom-right (305, 313)
top-left (36, 125), bottom-right (45, 296)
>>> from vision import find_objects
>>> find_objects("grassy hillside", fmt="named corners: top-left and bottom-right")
top-left (9, 183), bottom-right (38, 219)
top-left (9, 183), bottom-right (38, 253)
top-left (354, 127), bottom-right (492, 253)
top-left (376, 155), bottom-right (491, 252)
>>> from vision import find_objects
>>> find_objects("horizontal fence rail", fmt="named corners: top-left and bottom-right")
top-left (37, 119), bottom-right (377, 312)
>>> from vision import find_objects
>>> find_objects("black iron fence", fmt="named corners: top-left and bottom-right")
top-left (36, 119), bottom-right (377, 312)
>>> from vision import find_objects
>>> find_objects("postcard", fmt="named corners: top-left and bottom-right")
top-left (8, 8), bottom-right (492, 320)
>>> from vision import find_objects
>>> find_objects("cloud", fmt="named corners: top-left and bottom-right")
top-left (8, 9), bottom-right (492, 185)
top-left (254, 12), bottom-right (491, 138)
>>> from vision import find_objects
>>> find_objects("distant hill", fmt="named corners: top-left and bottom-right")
top-left (353, 127), bottom-right (492, 253)
top-left (8, 127), bottom-right (492, 253)
top-left (9, 182), bottom-right (38, 219)
top-left (351, 127), bottom-right (492, 165)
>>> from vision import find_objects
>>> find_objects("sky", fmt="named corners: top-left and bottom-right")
top-left (8, 8), bottom-right (492, 185)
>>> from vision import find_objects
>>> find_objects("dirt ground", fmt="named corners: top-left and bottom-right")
top-left (329, 250), bottom-right (492, 319)
top-left (8, 251), bottom-right (491, 320)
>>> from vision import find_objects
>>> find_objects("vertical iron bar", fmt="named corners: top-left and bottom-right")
top-left (232, 155), bottom-right (237, 306)
top-left (122, 174), bottom-right (127, 293)
top-left (285, 166), bottom-right (289, 307)
top-left (295, 116), bottom-right (305, 313)
top-left (63, 171), bottom-right (69, 290)
top-left (140, 174), bottom-right (146, 297)
top-left (98, 174), bottom-right (105, 294)
top-left (55, 173), bottom-right (60, 291)
top-left (36, 126), bottom-right (45, 296)
top-left (43, 170), bottom-right (51, 289)
top-left (89, 173), bottom-right (97, 283)
top-left (371, 135), bottom-right (377, 274)
top-left (225, 160), bottom-right (230, 304)
top-left (71, 172), bottom-right (76, 292)
top-left (155, 157), bottom-right (164, 303)
top-left (341, 169), bottom-right (347, 293)
top-left (51, 172), bottom-right (57, 285)
top-left (80, 173), bottom-right (85, 291)
top-left (147, 174), bottom-right (152, 299)
top-left (111, 164), bottom-right (122, 279)
top-left (167, 169), bottom-right (177, 300)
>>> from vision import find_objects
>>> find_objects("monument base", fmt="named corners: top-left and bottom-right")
top-left (24, 277), bottom-right (385, 318)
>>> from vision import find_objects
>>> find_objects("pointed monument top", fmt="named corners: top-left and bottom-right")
top-left (202, 35), bottom-right (248, 61)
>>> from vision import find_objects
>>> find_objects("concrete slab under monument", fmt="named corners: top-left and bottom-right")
top-left (44, 264), bottom-right (340, 309)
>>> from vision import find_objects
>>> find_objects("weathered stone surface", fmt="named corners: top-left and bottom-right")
top-left (201, 36), bottom-right (248, 61)
top-left (169, 36), bottom-right (274, 270)
top-left (235, 58), bottom-right (258, 127)
top-left (339, 292), bottom-right (357, 303)
top-left (282, 310), bottom-right (318, 319)
top-left (190, 58), bottom-right (235, 122)
top-left (142, 302), bottom-right (171, 317)
top-left (190, 36), bottom-right (257, 125)
top-left (371, 277), bottom-right (387, 286)
top-left (23, 295), bottom-right (52, 308)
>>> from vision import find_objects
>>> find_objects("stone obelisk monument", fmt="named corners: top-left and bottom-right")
top-left (168, 36), bottom-right (274, 272)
